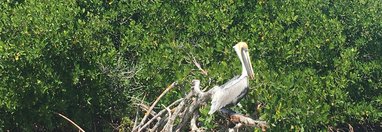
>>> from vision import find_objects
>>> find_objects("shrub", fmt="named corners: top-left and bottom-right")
top-left (0, 0), bottom-right (133, 131)
top-left (0, 0), bottom-right (381, 131)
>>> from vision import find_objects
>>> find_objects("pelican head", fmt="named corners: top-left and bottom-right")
top-left (234, 42), bottom-right (255, 79)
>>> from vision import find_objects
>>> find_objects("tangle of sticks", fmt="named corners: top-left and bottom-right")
top-left (132, 80), bottom-right (268, 132)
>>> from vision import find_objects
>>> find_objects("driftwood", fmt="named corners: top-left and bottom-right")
top-left (132, 79), bottom-right (268, 131)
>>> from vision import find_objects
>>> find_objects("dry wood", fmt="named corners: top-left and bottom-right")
top-left (55, 112), bottom-right (85, 132)
top-left (150, 115), bottom-right (166, 132)
top-left (162, 105), bottom-right (173, 132)
top-left (192, 55), bottom-right (208, 76)
top-left (190, 111), bottom-right (203, 132)
top-left (132, 106), bottom-right (139, 130)
top-left (139, 99), bottom-right (182, 131)
top-left (138, 103), bottom-right (157, 116)
top-left (220, 108), bottom-right (268, 131)
top-left (163, 92), bottom-right (193, 131)
top-left (133, 79), bottom-right (268, 131)
top-left (134, 82), bottom-right (177, 132)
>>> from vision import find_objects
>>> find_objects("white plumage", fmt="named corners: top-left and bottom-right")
top-left (209, 75), bottom-right (249, 114)
top-left (208, 42), bottom-right (254, 114)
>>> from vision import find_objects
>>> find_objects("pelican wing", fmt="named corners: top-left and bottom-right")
top-left (208, 76), bottom-right (249, 114)
top-left (220, 75), bottom-right (240, 89)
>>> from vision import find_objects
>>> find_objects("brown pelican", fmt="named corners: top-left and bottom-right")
top-left (208, 42), bottom-right (255, 114)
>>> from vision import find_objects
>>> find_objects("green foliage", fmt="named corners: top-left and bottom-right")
top-left (0, 0), bottom-right (133, 131)
top-left (0, 0), bottom-right (381, 131)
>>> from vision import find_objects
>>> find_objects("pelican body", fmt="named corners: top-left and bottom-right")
top-left (208, 42), bottom-right (254, 114)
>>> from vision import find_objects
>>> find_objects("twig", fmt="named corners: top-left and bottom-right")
top-left (134, 82), bottom-right (177, 131)
top-left (55, 112), bottom-right (85, 132)
top-left (163, 92), bottom-right (193, 131)
top-left (150, 115), bottom-right (167, 132)
top-left (132, 94), bottom-right (147, 131)
top-left (139, 99), bottom-right (183, 131)
top-left (191, 54), bottom-right (208, 75)
top-left (138, 103), bottom-right (157, 116)
top-left (132, 105), bottom-right (139, 130)
top-left (162, 105), bottom-right (173, 132)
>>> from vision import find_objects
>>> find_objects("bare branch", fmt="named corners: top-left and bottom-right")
top-left (132, 80), bottom-right (268, 131)
top-left (175, 80), bottom-right (215, 130)
top-left (220, 108), bottom-right (268, 131)
top-left (138, 103), bottom-right (157, 116)
top-left (190, 111), bottom-right (202, 132)
top-left (162, 105), bottom-right (173, 132)
top-left (150, 115), bottom-right (166, 132)
top-left (55, 112), bottom-right (85, 132)
top-left (163, 92), bottom-right (193, 131)
top-left (134, 82), bottom-right (177, 131)
top-left (139, 99), bottom-right (183, 131)
top-left (348, 124), bottom-right (354, 132)
top-left (132, 95), bottom-right (146, 131)
top-left (190, 54), bottom-right (208, 75)
top-left (132, 106), bottom-right (139, 130)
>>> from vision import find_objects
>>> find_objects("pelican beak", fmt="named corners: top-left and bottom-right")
top-left (242, 48), bottom-right (255, 80)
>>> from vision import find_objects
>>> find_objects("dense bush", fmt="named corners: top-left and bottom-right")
top-left (0, 0), bottom-right (381, 131)
top-left (0, 0), bottom-right (133, 131)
